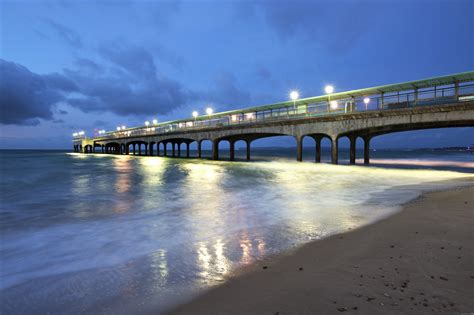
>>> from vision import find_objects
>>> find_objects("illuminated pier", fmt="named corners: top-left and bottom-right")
top-left (73, 72), bottom-right (474, 164)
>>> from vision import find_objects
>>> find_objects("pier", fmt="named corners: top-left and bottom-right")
top-left (73, 72), bottom-right (474, 164)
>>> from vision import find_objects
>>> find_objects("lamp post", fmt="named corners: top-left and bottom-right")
top-left (364, 97), bottom-right (370, 111)
top-left (290, 90), bottom-right (299, 115)
top-left (325, 85), bottom-right (334, 112)
top-left (206, 107), bottom-right (213, 125)
top-left (192, 111), bottom-right (198, 126)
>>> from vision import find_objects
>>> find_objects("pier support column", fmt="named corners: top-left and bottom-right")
top-left (177, 142), bottom-right (181, 157)
top-left (149, 143), bottom-right (154, 156)
top-left (138, 144), bottom-right (142, 156)
top-left (186, 142), bottom-right (190, 158)
top-left (212, 140), bottom-right (219, 160)
top-left (156, 143), bottom-right (160, 156)
top-left (133, 144), bottom-right (136, 155)
top-left (363, 136), bottom-right (371, 165)
top-left (229, 140), bottom-right (235, 161)
top-left (331, 137), bottom-right (338, 165)
top-left (172, 142), bottom-right (176, 157)
top-left (246, 140), bottom-right (251, 161)
top-left (296, 136), bottom-right (303, 162)
top-left (164, 143), bottom-right (167, 156)
top-left (314, 136), bottom-right (322, 163)
top-left (198, 141), bottom-right (202, 158)
top-left (349, 135), bottom-right (356, 165)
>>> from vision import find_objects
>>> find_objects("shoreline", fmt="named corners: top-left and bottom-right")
top-left (169, 186), bottom-right (474, 314)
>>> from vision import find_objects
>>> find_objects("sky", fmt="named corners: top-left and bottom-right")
top-left (0, 0), bottom-right (473, 149)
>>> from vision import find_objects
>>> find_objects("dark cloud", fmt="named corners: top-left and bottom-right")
top-left (0, 44), bottom-right (253, 125)
top-left (203, 73), bottom-right (251, 110)
top-left (42, 19), bottom-right (83, 48)
top-left (65, 44), bottom-right (192, 116)
top-left (0, 60), bottom-right (70, 125)
top-left (254, 1), bottom-right (374, 52)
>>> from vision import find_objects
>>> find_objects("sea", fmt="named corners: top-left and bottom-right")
top-left (0, 148), bottom-right (473, 314)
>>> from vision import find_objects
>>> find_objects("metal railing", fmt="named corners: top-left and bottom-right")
top-left (80, 81), bottom-right (474, 141)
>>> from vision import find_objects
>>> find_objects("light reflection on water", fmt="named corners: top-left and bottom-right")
top-left (0, 150), bottom-right (473, 314)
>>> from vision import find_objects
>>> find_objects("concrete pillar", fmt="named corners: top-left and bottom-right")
top-left (331, 137), bottom-right (338, 165)
top-left (149, 143), bottom-right (154, 156)
top-left (186, 142), bottom-right (190, 158)
top-left (212, 140), bottom-right (219, 160)
top-left (229, 140), bottom-right (235, 161)
top-left (144, 143), bottom-right (148, 156)
top-left (246, 140), bottom-right (251, 161)
top-left (296, 136), bottom-right (303, 162)
top-left (138, 144), bottom-right (142, 156)
top-left (157, 143), bottom-right (160, 156)
top-left (172, 142), bottom-right (176, 157)
top-left (349, 136), bottom-right (356, 165)
top-left (177, 142), bottom-right (181, 157)
top-left (364, 136), bottom-right (371, 165)
top-left (314, 136), bottom-right (322, 163)
top-left (164, 143), bottom-right (167, 156)
top-left (198, 141), bottom-right (202, 158)
top-left (133, 144), bottom-right (136, 155)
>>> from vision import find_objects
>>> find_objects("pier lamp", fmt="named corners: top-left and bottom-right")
top-left (363, 97), bottom-right (370, 110)
top-left (117, 127), bottom-right (121, 131)
top-left (121, 125), bottom-right (126, 130)
top-left (192, 111), bottom-right (199, 124)
top-left (79, 131), bottom-right (85, 136)
top-left (330, 100), bottom-right (338, 110)
top-left (206, 107), bottom-right (213, 115)
top-left (325, 85), bottom-right (334, 94)
top-left (152, 119), bottom-right (158, 125)
top-left (73, 133), bottom-right (77, 137)
top-left (145, 121), bottom-right (150, 126)
top-left (290, 90), bottom-right (299, 114)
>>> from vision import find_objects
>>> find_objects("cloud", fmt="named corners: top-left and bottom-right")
top-left (0, 44), bottom-right (253, 125)
top-left (0, 60), bottom-right (72, 125)
top-left (253, 1), bottom-right (374, 52)
top-left (42, 19), bottom-right (83, 48)
top-left (203, 73), bottom-right (252, 110)
top-left (65, 44), bottom-right (192, 116)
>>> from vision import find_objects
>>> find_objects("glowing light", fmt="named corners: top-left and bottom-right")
top-left (246, 112), bottom-right (254, 119)
top-left (364, 97), bottom-right (370, 104)
top-left (206, 107), bottom-right (213, 115)
top-left (152, 119), bottom-right (158, 125)
top-left (325, 85), bottom-right (334, 94)
top-left (79, 131), bottom-right (85, 135)
top-left (145, 121), bottom-right (150, 126)
top-left (117, 127), bottom-right (121, 131)
top-left (121, 125), bottom-right (126, 130)
top-left (290, 90), bottom-right (299, 100)
top-left (73, 133), bottom-right (77, 137)
top-left (231, 115), bottom-right (238, 122)
top-left (192, 111), bottom-right (199, 118)
top-left (330, 100), bottom-right (338, 109)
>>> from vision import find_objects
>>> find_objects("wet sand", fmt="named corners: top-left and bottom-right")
top-left (169, 186), bottom-right (474, 314)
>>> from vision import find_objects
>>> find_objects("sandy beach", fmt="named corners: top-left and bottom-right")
top-left (169, 186), bottom-right (474, 314)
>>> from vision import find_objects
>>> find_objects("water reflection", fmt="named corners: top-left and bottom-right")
top-left (138, 157), bottom-right (167, 187)
top-left (150, 249), bottom-right (168, 287)
top-left (196, 238), bottom-right (231, 283)
top-left (113, 157), bottom-right (132, 194)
